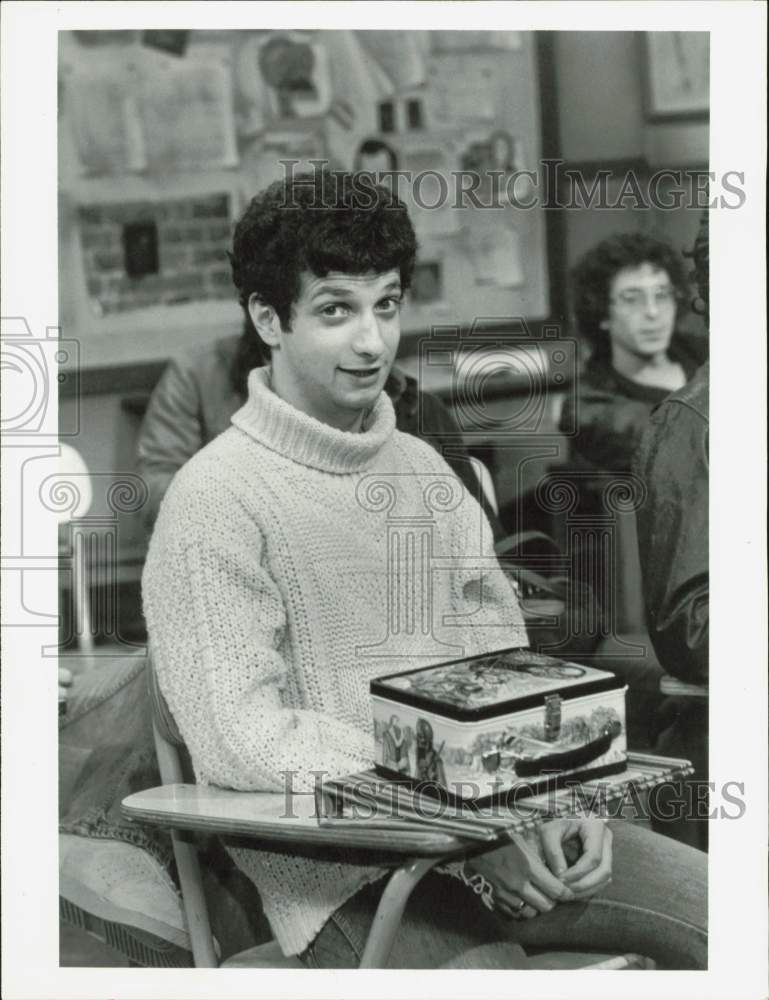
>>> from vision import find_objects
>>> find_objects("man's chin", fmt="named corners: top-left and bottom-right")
top-left (638, 334), bottom-right (673, 353)
top-left (343, 386), bottom-right (385, 411)
top-left (334, 378), bottom-right (386, 411)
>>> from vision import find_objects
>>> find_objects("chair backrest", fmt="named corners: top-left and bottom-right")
top-left (468, 456), bottom-right (499, 515)
top-left (145, 649), bottom-right (219, 967)
top-left (146, 651), bottom-right (189, 788)
top-left (147, 650), bottom-right (184, 745)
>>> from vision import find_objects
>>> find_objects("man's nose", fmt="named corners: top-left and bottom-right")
top-left (352, 311), bottom-right (385, 354)
top-left (644, 293), bottom-right (661, 317)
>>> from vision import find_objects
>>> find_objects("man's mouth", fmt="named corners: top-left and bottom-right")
top-left (338, 366), bottom-right (382, 379)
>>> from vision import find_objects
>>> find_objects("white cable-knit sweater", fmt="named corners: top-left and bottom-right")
top-left (142, 367), bottom-right (528, 956)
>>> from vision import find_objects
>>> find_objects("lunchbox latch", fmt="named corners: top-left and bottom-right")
top-left (544, 694), bottom-right (562, 741)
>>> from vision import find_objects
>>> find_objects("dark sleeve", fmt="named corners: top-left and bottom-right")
top-left (634, 404), bottom-right (709, 683)
top-left (674, 329), bottom-right (710, 377)
top-left (415, 390), bottom-right (505, 540)
top-left (564, 382), bottom-right (657, 472)
top-left (136, 360), bottom-right (206, 531)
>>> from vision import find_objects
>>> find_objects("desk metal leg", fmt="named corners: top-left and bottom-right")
top-left (358, 857), bottom-right (438, 969)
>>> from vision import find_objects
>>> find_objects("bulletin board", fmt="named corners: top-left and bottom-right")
top-left (59, 29), bottom-right (550, 344)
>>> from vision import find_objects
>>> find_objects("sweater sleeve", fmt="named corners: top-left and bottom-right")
top-left (142, 474), bottom-right (374, 793)
top-left (423, 445), bottom-right (529, 654)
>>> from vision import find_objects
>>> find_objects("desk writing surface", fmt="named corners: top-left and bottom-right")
top-left (122, 784), bottom-right (468, 856)
top-left (123, 753), bottom-right (692, 856)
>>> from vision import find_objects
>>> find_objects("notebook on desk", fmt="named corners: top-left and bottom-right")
top-left (317, 752), bottom-right (693, 842)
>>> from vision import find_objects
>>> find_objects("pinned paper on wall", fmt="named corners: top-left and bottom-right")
top-left (262, 129), bottom-right (327, 175)
top-left (427, 56), bottom-right (496, 123)
top-left (398, 146), bottom-right (462, 238)
top-left (431, 31), bottom-right (522, 53)
top-left (257, 34), bottom-right (333, 119)
top-left (138, 60), bottom-right (238, 171)
top-left (357, 30), bottom-right (429, 90)
top-left (67, 73), bottom-right (145, 175)
top-left (411, 201), bottom-right (462, 239)
top-left (242, 128), bottom-right (328, 192)
top-left (141, 30), bottom-right (190, 57)
top-left (400, 142), bottom-right (454, 175)
top-left (458, 129), bottom-right (527, 204)
top-left (234, 35), bottom-right (269, 137)
top-left (470, 226), bottom-right (524, 289)
top-left (322, 31), bottom-right (392, 168)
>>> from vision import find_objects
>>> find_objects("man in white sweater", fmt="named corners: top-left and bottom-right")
top-left (143, 171), bottom-right (706, 968)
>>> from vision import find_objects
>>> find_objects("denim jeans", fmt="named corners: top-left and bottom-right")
top-left (300, 820), bottom-right (707, 970)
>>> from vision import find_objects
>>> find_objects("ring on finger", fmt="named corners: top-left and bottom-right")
top-left (497, 899), bottom-right (525, 920)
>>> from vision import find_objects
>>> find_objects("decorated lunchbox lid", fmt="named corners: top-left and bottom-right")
top-left (371, 648), bottom-right (623, 723)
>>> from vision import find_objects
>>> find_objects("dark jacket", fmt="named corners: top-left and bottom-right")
top-left (561, 332), bottom-right (708, 472)
top-left (633, 363), bottom-right (709, 684)
top-left (136, 335), bottom-right (495, 532)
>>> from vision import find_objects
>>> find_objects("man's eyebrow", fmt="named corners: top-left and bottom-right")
top-left (618, 281), bottom-right (673, 292)
top-left (310, 280), bottom-right (402, 299)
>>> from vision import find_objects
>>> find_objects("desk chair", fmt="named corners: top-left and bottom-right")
top-left (142, 653), bottom-right (482, 968)
top-left (468, 455), bottom-right (499, 515)
top-left (122, 654), bottom-right (655, 970)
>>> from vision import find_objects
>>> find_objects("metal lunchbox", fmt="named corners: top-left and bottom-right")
top-left (371, 648), bottom-right (627, 804)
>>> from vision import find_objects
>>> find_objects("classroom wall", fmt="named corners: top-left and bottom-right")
top-left (58, 29), bottom-right (551, 372)
top-left (554, 31), bottom-right (708, 277)
top-left (59, 29), bottom-right (709, 373)
top-left (58, 29), bottom-right (710, 625)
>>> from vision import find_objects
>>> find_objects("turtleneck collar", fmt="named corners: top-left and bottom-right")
top-left (231, 366), bottom-right (396, 473)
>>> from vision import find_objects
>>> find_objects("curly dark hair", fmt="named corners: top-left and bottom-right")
top-left (684, 211), bottom-right (709, 323)
top-left (572, 232), bottom-right (690, 359)
top-left (229, 170), bottom-right (418, 358)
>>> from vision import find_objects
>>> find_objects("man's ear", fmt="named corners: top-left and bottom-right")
top-left (248, 294), bottom-right (281, 348)
top-left (599, 319), bottom-right (610, 331)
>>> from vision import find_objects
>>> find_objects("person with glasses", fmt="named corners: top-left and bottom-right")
top-left (560, 232), bottom-right (707, 473)
top-left (555, 234), bottom-right (707, 771)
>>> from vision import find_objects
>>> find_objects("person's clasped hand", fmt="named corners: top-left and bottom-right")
top-left (465, 817), bottom-right (613, 920)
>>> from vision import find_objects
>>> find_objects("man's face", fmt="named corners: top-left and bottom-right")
top-left (267, 269), bottom-right (402, 431)
top-left (603, 262), bottom-right (678, 360)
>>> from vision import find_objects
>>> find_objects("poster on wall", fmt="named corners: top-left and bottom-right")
top-left (66, 72), bottom-right (146, 175)
top-left (59, 28), bottom-right (550, 330)
top-left (138, 60), bottom-right (239, 171)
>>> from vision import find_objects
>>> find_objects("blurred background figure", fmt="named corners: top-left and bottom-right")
top-left (561, 232), bottom-right (707, 473)
top-left (635, 216), bottom-right (709, 685)
top-left (546, 234), bottom-right (707, 759)
top-left (633, 212), bottom-right (709, 850)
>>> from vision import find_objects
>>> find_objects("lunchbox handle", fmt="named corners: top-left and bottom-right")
top-left (482, 720), bottom-right (622, 777)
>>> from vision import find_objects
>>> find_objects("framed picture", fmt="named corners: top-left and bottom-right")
top-left (643, 31), bottom-right (710, 121)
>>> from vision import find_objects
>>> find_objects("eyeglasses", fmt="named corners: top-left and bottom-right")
top-left (610, 287), bottom-right (679, 311)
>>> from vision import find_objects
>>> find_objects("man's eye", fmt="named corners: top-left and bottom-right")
top-left (377, 296), bottom-right (402, 312)
top-left (320, 303), bottom-right (349, 318)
